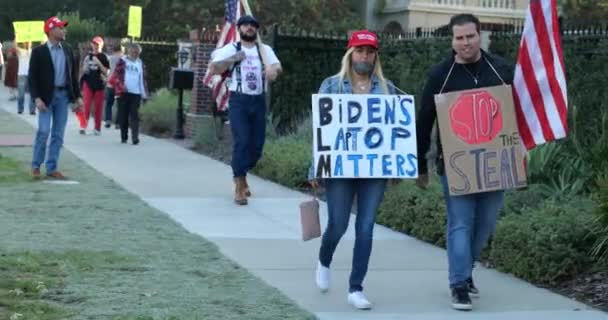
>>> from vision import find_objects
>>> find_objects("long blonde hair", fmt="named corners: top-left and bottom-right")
top-left (335, 47), bottom-right (389, 94)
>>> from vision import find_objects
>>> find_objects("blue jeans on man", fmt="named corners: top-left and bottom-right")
top-left (32, 90), bottom-right (69, 174)
top-left (228, 93), bottom-right (266, 177)
top-left (319, 178), bottom-right (387, 292)
top-left (17, 75), bottom-right (35, 113)
top-left (440, 175), bottom-right (504, 288)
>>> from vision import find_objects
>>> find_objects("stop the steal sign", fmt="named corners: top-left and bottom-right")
top-left (435, 85), bottom-right (527, 195)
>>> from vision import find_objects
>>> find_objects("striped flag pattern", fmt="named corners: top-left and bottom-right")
top-left (513, 0), bottom-right (568, 150)
top-left (202, 0), bottom-right (243, 112)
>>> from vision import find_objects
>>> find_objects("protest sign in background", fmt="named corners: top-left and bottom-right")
top-left (128, 6), bottom-right (142, 38)
top-left (312, 94), bottom-right (418, 179)
top-left (435, 85), bottom-right (527, 196)
top-left (13, 21), bottom-right (46, 43)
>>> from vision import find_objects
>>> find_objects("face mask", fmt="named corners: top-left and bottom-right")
top-left (352, 62), bottom-right (374, 75)
top-left (239, 31), bottom-right (257, 42)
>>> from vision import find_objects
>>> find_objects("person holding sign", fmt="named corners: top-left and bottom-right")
top-left (208, 15), bottom-right (282, 206)
top-left (416, 14), bottom-right (514, 311)
top-left (29, 16), bottom-right (82, 180)
top-left (309, 30), bottom-right (396, 310)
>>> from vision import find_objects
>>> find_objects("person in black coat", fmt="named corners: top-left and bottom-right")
top-left (416, 14), bottom-right (514, 312)
top-left (29, 16), bottom-right (82, 180)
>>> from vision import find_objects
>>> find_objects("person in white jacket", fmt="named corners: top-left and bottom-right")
top-left (108, 43), bottom-right (147, 145)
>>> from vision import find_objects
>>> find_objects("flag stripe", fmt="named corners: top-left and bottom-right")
top-left (518, 40), bottom-right (556, 142)
top-left (513, 0), bottom-right (568, 150)
top-left (512, 83), bottom-right (538, 149)
top-left (514, 63), bottom-right (546, 146)
top-left (202, 0), bottom-right (244, 112)
top-left (530, 1), bottom-right (568, 136)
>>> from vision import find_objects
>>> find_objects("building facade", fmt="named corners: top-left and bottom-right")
top-left (361, 0), bottom-right (526, 33)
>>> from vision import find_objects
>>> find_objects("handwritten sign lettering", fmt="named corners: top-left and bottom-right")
top-left (312, 94), bottom-right (418, 179)
top-left (435, 85), bottom-right (527, 195)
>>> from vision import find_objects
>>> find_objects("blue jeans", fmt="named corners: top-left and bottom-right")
top-left (319, 178), bottom-right (387, 293)
top-left (32, 90), bottom-right (69, 174)
top-left (104, 87), bottom-right (115, 122)
top-left (17, 75), bottom-right (35, 113)
top-left (228, 93), bottom-right (266, 177)
top-left (440, 175), bottom-right (504, 288)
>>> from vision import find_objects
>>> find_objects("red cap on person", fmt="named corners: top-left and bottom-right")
top-left (44, 16), bottom-right (69, 34)
top-left (347, 30), bottom-right (379, 49)
top-left (91, 36), bottom-right (104, 47)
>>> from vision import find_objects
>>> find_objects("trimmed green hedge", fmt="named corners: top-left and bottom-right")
top-left (491, 198), bottom-right (597, 284)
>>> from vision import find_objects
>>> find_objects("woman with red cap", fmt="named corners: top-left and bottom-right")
top-left (308, 30), bottom-right (396, 310)
top-left (76, 36), bottom-right (109, 135)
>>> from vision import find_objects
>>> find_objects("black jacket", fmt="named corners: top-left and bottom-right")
top-left (416, 50), bottom-right (514, 176)
top-left (28, 42), bottom-right (80, 105)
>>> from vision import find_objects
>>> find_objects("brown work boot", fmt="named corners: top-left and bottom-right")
top-left (243, 176), bottom-right (251, 197)
top-left (234, 177), bottom-right (248, 205)
top-left (46, 171), bottom-right (68, 180)
top-left (32, 168), bottom-right (41, 180)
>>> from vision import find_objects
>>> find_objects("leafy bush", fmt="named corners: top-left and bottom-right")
top-left (491, 198), bottom-right (597, 285)
top-left (377, 178), bottom-right (447, 247)
top-left (502, 184), bottom-right (547, 215)
top-left (140, 88), bottom-right (177, 136)
top-left (252, 118), bottom-right (312, 188)
top-left (591, 173), bottom-right (608, 262)
top-left (252, 134), bottom-right (310, 189)
top-left (59, 12), bottom-right (107, 47)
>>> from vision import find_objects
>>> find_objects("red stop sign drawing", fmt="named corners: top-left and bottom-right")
top-left (449, 90), bottom-right (503, 145)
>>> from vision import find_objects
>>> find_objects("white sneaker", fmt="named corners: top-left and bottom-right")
top-left (315, 261), bottom-right (330, 292)
top-left (348, 291), bottom-right (372, 310)
top-left (93, 130), bottom-right (101, 136)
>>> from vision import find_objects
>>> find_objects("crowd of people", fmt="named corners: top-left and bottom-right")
top-left (2, 12), bottom-right (515, 313)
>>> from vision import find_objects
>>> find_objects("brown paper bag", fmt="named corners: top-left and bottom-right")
top-left (300, 198), bottom-right (321, 241)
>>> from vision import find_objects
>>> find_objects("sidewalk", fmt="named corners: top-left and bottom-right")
top-left (1, 86), bottom-right (606, 320)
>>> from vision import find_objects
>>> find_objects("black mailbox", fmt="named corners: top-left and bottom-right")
top-left (169, 67), bottom-right (194, 90)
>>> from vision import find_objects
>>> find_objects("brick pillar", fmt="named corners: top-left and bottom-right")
top-left (185, 30), bottom-right (218, 139)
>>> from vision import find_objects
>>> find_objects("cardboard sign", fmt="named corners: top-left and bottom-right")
top-left (312, 94), bottom-right (418, 179)
top-left (13, 21), bottom-right (46, 43)
top-left (435, 85), bottom-right (527, 195)
top-left (127, 5), bottom-right (142, 38)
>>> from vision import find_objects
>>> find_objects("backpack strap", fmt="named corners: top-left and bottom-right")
top-left (255, 42), bottom-right (266, 93)
top-left (232, 41), bottom-right (243, 93)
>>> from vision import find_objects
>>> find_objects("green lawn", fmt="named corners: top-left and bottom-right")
top-left (0, 111), bottom-right (314, 320)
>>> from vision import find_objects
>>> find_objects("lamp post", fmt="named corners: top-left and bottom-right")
top-left (173, 48), bottom-right (192, 139)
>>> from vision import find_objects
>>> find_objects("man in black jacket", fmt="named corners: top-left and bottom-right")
top-left (416, 14), bottom-right (514, 311)
top-left (29, 16), bottom-right (82, 180)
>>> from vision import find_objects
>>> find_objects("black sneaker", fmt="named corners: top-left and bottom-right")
top-left (466, 277), bottom-right (479, 296)
top-left (451, 285), bottom-right (473, 311)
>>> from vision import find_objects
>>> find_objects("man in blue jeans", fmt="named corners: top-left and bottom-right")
top-left (209, 15), bottom-right (282, 205)
top-left (29, 16), bottom-right (82, 180)
top-left (416, 14), bottom-right (514, 311)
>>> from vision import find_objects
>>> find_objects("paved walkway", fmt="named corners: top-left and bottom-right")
top-left (1, 86), bottom-right (606, 320)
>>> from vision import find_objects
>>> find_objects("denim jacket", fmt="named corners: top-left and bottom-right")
top-left (307, 75), bottom-right (397, 180)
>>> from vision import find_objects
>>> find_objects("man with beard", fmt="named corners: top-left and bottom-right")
top-left (416, 14), bottom-right (514, 311)
top-left (209, 15), bottom-right (282, 205)
top-left (29, 16), bottom-right (82, 180)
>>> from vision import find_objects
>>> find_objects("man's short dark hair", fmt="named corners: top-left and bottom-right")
top-left (449, 14), bottom-right (480, 34)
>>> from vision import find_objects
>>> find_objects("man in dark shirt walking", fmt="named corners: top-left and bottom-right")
top-left (29, 16), bottom-right (82, 180)
top-left (416, 14), bottom-right (514, 311)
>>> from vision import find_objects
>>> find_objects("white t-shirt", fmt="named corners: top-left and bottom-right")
top-left (123, 57), bottom-right (146, 98)
top-left (17, 48), bottom-right (31, 76)
top-left (211, 42), bottom-right (280, 95)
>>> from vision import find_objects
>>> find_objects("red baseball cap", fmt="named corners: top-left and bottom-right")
top-left (91, 36), bottom-right (104, 46)
top-left (44, 16), bottom-right (68, 34)
top-left (347, 30), bottom-right (379, 49)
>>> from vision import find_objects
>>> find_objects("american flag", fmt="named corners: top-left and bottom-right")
top-left (513, 0), bottom-right (568, 150)
top-left (203, 0), bottom-right (244, 111)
